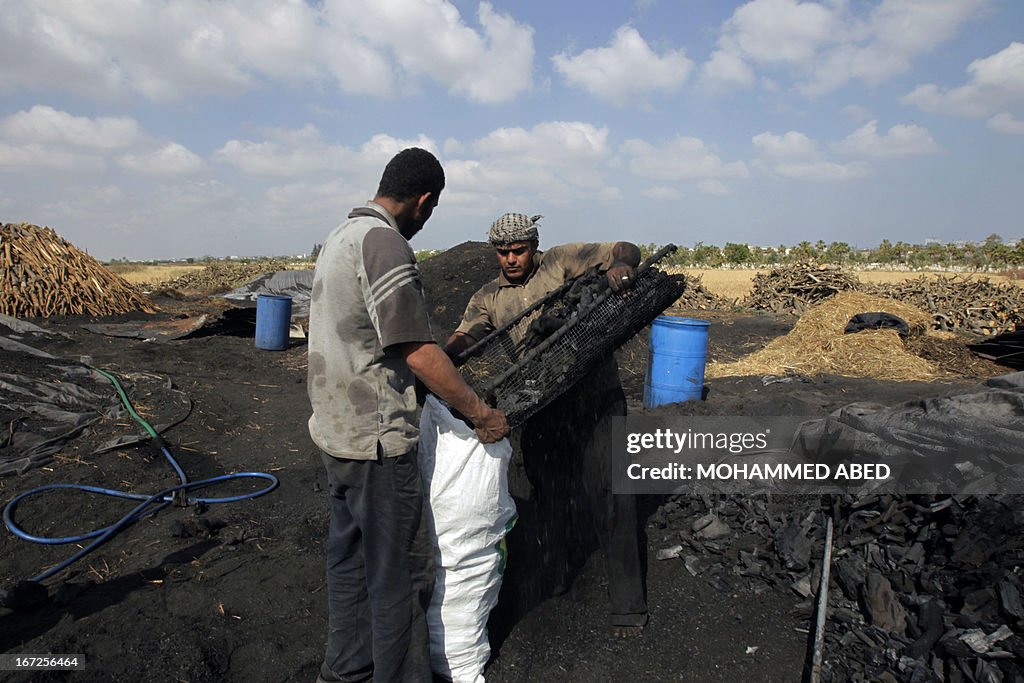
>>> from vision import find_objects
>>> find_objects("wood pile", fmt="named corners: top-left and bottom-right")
top-left (743, 263), bottom-right (860, 314)
top-left (1, 223), bottom-right (154, 318)
top-left (142, 259), bottom-right (306, 294)
top-left (675, 274), bottom-right (726, 310)
top-left (864, 275), bottom-right (1024, 336)
top-left (650, 493), bottom-right (1024, 682)
top-left (660, 267), bottom-right (728, 310)
top-left (743, 264), bottom-right (1023, 336)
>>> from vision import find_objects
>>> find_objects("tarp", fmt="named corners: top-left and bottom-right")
top-left (970, 330), bottom-right (1024, 370)
top-left (0, 338), bottom-right (191, 477)
top-left (616, 371), bottom-right (1024, 496)
top-left (792, 371), bottom-right (1024, 494)
top-left (221, 270), bottom-right (314, 319)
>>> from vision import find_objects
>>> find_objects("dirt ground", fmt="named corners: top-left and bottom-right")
top-left (0, 244), bottom-right (1011, 682)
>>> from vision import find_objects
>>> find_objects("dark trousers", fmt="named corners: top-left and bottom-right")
top-left (320, 449), bottom-right (434, 683)
top-left (521, 372), bottom-right (647, 626)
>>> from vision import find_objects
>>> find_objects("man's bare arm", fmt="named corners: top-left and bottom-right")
top-left (400, 341), bottom-right (508, 442)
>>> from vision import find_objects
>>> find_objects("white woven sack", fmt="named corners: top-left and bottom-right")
top-left (418, 394), bottom-right (517, 683)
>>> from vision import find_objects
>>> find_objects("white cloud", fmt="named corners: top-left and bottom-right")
top-left (474, 121), bottom-right (609, 165)
top-left (213, 127), bottom-right (436, 177)
top-left (117, 143), bottom-right (204, 175)
top-left (443, 138), bottom-right (466, 157)
top-left (621, 136), bottom-right (749, 181)
top-left (844, 104), bottom-right (874, 123)
top-left (903, 42), bottom-right (1024, 120)
top-left (327, 1), bottom-right (534, 103)
top-left (1, 105), bottom-right (142, 149)
top-left (448, 121), bottom-right (616, 208)
top-left (697, 180), bottom-right (730, 195)
top-left (988, 112), bottom-right (1024, 135)
top-left (804, 0), bottom-right (989, 95)
top-left (831, 120), bottom-right (941, 158)
top-left (641, 186), bottom-right (684, 200)
top-left (0, 105), bottom-right (168, 172)
top-left (0, 142), bottom-right (105, 171)
top-left (773, 160), bottom-right (870, 182)
top-left (700, 49), bottom-right (756, 90)
top-left (0, 0), bottom-right (535, 103)
top-left (752, 129), bottom-right (870, 181)
top-left (751, 131), bottom-right (820, 160)
top-left (553, 25), bottom-right (692, 104)
top-left (703, 0), bottom-right (988, 95)
top-left (719, 0), bottom-right (838, 65)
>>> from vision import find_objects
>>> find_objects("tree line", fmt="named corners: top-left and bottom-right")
top-left (637, 234), bottom-right (1024, 270)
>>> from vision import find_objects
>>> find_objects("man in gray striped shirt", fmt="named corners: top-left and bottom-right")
top-left (308, 148), bottom-right (508, 683)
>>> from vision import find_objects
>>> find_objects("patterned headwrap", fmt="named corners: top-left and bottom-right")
top-left (487, 213), bottom-right (542, 246)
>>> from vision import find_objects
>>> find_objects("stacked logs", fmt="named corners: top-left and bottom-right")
top-left (1, 223), bottom-right (154, 317)
top-left (659, 267), bottom-right (728, 310)
top-left (864, 275), bottom-right (1024, 336)
top-left (143, 259), bottom-right (301, 294)
top-left (676, 274), bottom-right (725, 310)
top-left (742, 264), bottom-right (1023, 335)
top-left (743, 263), bottom-right (860, 315)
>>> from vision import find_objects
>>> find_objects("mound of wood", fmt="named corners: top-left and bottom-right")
top-left (675, 274), bottom-right (724, 310)
top-left (865, 275), bottom-right (1024, 336)
top-left (744, 262), bottom-right (860, 314)
top-left (1, 223), bottom-right (154, 318)
top-left (144, 259), bottom-right (306, 294)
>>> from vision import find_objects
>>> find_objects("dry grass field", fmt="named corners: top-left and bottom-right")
top-left (675, 268), bottom-right (1022, 301)
top-left (107, 260), bottom-right (1021, 299)
top-left (106, 262), bottom-right (208, 284)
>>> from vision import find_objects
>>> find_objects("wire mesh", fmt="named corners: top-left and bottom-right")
top-left (456, 246), bottom-right (685, 428)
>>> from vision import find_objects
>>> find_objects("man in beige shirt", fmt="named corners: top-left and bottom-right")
top-left (444, 213), bottom-right (649, 638)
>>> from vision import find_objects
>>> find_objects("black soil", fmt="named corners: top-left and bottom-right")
top-left (0, 244), bottom-right (1005, 682)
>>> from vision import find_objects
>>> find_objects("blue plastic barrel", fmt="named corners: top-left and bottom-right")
top-left (255, 294), bottom-right (293, 350)
top-left (643, 316), bottom-right (711, 408)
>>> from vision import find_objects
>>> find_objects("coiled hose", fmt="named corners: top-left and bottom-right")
top-left (3, 366), bottom-right (279, 585)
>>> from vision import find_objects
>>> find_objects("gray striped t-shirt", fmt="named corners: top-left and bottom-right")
top-left (307, 202), bottom-right (435, 460)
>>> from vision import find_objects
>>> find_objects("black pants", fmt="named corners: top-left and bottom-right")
top-left (521, 372), bottom-right (647, 626)
top-left (320, 449), bottom-right (434, 683)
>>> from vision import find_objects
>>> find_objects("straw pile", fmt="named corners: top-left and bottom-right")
top-left (1, 222), bottom-right (154, 317)
top-left (707, 291), bottom-right (939, 381)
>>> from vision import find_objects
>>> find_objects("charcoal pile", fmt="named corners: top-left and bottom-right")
top-left (1, 223), bottom-right (155, 318)
top-left (648, 493), bottom-right (1024, 682)
top-left (744, 263), bottom-right (860, 314)
top-left (419, 241), bottom-right (498, 337)
top-left (142, 259), bottom-right (304, 294)
top-left (865, 275), bottom-right (1024, 336)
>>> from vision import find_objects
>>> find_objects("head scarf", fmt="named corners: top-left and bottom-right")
top-left (487, 213), bottom-right (542, 246)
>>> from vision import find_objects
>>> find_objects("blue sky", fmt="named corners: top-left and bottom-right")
top-left (1, 0), bottom-right (1021, 260)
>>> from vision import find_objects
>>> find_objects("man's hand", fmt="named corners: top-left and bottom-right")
top-left (471, 405), bottom-right (510, 444)
top-left (443, 331), bottom-right (477, 366)
top-left (607, 262), bottom-right (637, 292)
top-left (401, 341), bottom-right (510, 442)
